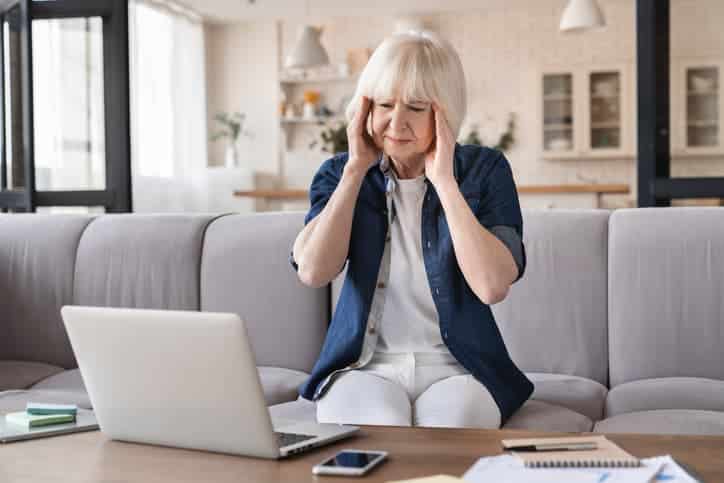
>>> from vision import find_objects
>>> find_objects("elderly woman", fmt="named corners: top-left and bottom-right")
top-left (290, 30), bottom-right (531, 429)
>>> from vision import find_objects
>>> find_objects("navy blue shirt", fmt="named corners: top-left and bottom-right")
top-left (291, 144), bottom-right (533, 424)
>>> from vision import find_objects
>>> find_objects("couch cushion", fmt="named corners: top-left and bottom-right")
top-left (28, 368), bottom-right (92, 409)
top-left (605, 377), bottom-right (724, 417)
top-left (502, 400), bottom-right (593, 433)
top-left (608, 208), bottom-right (724, 388)
top-left (1, 368), bottom-right (92, 413)
top-left (594, 410), bottom-right (724, 435)
top-left (0, 214), bottom-right (93, 368)
top-left (8, 366), bottom-right (308, 413)
top-left (73, 214), bottom-right (218, 310)
top-left (269, 397), bottom-right (318, 425)
top-left (269, 398), bottom-right (593, 432)
top-left (201, 212), bottom-right (328, 373)
top-left (258, 367), bottom-right (309, 406)
top-left (0, 361), bottom-right (65, 391)
top-left (492, 210), bottom-right (611, 386)
top-left (528, 372), bottom-right (608, 421)
top-left (0, 389), bottom-right (92, 413)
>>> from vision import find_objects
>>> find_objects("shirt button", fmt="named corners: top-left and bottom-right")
top-left (427, 241), bottom-right (431, 249)
top-left (435, 288), bottom-right (440, 295)
top-left (443, 330), bottom-right (448, 339)
top-left (377, 282), bottom-right (386, 289)
top-left (368, 326), bottom-right (376, 334)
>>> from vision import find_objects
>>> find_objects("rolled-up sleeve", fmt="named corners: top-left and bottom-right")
top-left (305, 155), bottom-right (344, 225)
top-left (477, 151), bottom-right (527, 283)
top-left (489, 225), bottom-right (525, 283)
top-left (289, 155), bottom-right (345, 272)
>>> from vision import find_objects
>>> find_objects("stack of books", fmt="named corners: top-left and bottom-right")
top-left (5, 403), bottom-right (78, 429)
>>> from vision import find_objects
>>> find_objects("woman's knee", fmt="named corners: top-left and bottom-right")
top-left (316, 371), bottom-right (412, 426)
top-left (413, 375), bottom-right (501, 429)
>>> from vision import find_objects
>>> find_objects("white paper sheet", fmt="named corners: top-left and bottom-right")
top-left (644, 455), bottom-right (701, 483)
top-left (463, 454), bottom-right (665, 483)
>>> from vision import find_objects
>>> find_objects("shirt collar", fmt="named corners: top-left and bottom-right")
top-left (378, 152), bottom-right (430, 190)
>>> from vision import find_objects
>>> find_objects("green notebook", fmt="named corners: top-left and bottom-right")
top-left (5, 411), bottom-right (76, 428)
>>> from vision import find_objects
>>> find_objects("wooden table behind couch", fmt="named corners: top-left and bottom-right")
top-left (2, 426), bottom-right (723, 482)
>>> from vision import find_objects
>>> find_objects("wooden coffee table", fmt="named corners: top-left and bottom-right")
top-left (2, 426), bottom-right (722, 482)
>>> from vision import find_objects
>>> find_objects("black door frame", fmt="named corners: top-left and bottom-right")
top-left (0, 0), bottom-right (131, 213)
top-left (637, 0), bottom-right (724, 207)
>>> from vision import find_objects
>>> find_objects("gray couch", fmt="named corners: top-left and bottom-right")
top-left (1, 208), bottom-right (723, 435)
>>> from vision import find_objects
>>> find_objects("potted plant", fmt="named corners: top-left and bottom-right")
top-left (462, 113), bottom-right (516, 152)
top-left (310, 120), bottom-right (349, 154)
top-left (210, 112), bottom-right (250, 168)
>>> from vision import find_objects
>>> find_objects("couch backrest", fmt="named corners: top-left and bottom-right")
top-left (608, 208), bottom-right (724, 387)
top-left (200, 212), bottom-right (328, 373)
top-left (0, 214), bottom-right (93, 368)
top-left (73, 214), bottom-right (215, 311)
top-left (493, 209), bottom-right (611, 385)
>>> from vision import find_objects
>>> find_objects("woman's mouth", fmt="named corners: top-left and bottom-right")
top-left (386, 136), bottom-right (413, 145)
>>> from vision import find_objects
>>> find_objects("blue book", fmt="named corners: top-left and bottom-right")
top-left (26, 402), bottom-right (78, 416)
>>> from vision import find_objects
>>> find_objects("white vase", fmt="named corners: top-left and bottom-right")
top-left (225, 142), bottom-right (240, 168)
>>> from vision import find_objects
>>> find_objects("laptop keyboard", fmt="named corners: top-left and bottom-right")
top-left (275, 431), bottom-right (316, 447)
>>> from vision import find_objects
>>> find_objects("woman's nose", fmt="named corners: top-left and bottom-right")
top-left (389, 106), bottom-right (409, 131)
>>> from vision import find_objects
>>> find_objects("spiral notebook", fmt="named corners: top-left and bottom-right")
top-left (501, 435), bottom-right (640, 468)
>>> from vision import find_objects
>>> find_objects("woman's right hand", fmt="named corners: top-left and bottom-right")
top-left (346, 96), bottom-right (380, 173)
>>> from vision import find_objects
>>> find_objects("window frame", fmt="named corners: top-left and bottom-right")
top-left (0, 0), bottom-right (131, 213)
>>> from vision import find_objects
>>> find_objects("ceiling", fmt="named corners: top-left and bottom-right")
top-left (177, 0), bottom-right (531, 24)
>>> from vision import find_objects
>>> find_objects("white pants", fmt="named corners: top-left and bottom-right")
top-left (316, 352), bottom-right (502, 429)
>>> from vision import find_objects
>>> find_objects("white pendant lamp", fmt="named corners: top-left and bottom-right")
top-left (394, 16), bottom-right (425, 34)
top-left (285, 25), bottom-right (330, 69)
top-left (559, 0), bottom-right (606, 33)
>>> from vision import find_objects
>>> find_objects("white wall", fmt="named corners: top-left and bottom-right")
top-left (204, 21), bottom-right (282, 212)
top-left (205, 0), bottom-right (724, 210)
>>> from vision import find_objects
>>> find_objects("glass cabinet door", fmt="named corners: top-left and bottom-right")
top-left (589, 71), bottom-right (621, 150)
top-left (542, 73), bottom-right (574, 153)
top-left (685, 66), bottom-right (719, 148)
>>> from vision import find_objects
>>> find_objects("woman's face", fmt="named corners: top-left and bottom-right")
top-left (369, 96), bottom-right (435, 165)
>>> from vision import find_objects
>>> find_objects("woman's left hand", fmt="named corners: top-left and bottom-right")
top-left (424, 104), bottom-right (456, 189)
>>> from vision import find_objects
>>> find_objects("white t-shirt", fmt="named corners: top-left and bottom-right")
top-left (376, 173), bottom-right (448, 354)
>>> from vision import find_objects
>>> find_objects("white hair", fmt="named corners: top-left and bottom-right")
top-left (345, 30), bottom-right (467, 138)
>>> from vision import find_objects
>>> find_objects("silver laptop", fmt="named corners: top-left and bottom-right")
top-left (60, 305), bottom-right (358, 458)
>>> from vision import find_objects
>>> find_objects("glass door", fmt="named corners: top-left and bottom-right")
top-left (589, 71), bottom-right (622, 151)
top-left (542, 73), bottom-right (575, 156)
top-left (685, 66), bottom-right (719, 149)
